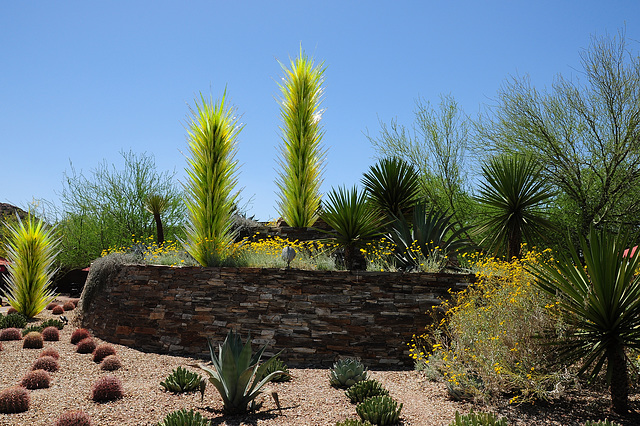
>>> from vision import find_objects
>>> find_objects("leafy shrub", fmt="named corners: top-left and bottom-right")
top-left (0, 312), bottom-right (27, 329)
top-left (584, 420), bottom-right (622, 426)
top-left (54, 410), bottom-right (92, 426)
top-left (0, 327), bottom-right (22, 341)
top-left (22, 331), bottom-right (44, 349)
top-left (40, 318), bottom-right (64, 330)
top-left (46, 302), bottom-right (58, 310)
top-left (448, 410), bottom-right (508, 426)
top-left (345, 379), bottom-right (389, 404)
top-left (100, 355), bottom-right (122, 371)
top-left (76, 337), bottom-right (96, 354)
top-left (40, 347), bottom-right (59, 359)
top-left (259, 356), bottom-right (291, 382)
top-left (42, 326), bottom-right (60, 341)
top-left (356, 395), bottom-right (402, 426)
top-left (336, 420), bottom-right (373, 426)
top-left (160, 367), bottom-right (206, 399)
top-left (0, 386), bottom-right (30, 413)
top-left (91, 376), bottom-right (123, 402)
top-left (20, 369), bottom-right (51, 389)
top-left (329, 358), bottom-right (369, 388)
top-left (157, 408), bottom-right (211, 426)
top-left (32, 355), bottom-right (59, 372)
top-left (92, 343), bottom-right (116, 363)
top-left (52, 305), bottom-right (64, 315)
top-left (22, 325), bottom-right (44, 336)
top-left (62, 301), bottom-right (76, 311)
top-left (70, 328), bottom-right (91, 344)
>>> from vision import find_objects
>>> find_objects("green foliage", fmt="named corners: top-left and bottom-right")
top-left (0, 312), bottom-right (27, 329)
top-left (528, 228), bottom-right (640, 414)
top-left (329, 358), bottom-right (369, 389)
top-left (345, 379), bottom-right (389, 404)
top-left (583, 420), bottom-right (622, 426)
top-left (361, 157), bottom-right (420, 220)
top-left (183, 91), bottom-right (241, 267)
top-left (197, 329), bottom-right (284, 415)
top-left (2, 214), bottom-right (58, 318)
top-left (160, 366), bottom-right (206, 399)
top-left (321, 186), bottom-right (382, 270)
top-left (22, 325), bottom-right (44, 336)
top-left (355, 395), bottom-right (402, 426)
top-left (258, 355), bottom-right (291, 382)
top-left (275, 47), bottom-right (326, 228)
top-left (448, 411), bottom-right (508, 426)
top-left (40, 318), bottom-right (64, 330)
top-left (157, 409), bottom-right (211, 426)
top-left (336, 420), bottom-right (373, 426)
top-left (476, 154), bottom-right (554, 259)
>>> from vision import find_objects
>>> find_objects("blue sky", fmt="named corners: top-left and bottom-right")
top-left (1, 1), bottom-right (637, 221)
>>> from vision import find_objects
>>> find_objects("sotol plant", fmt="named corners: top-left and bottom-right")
top-left (160, 366), bottom-right (206, 400)
top-left (157, 408), bottom-right (211, 426)
top-left (356, 395), bottom-right (402, 426)
top-left (329, 358), bottom-right (369, 388)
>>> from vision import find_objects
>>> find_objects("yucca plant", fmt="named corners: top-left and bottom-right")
top-left (275, 47), bottom-right (326, 228)
top-left (144, 194), bottom-right (169, 246)
top-left (182, 91), bottom-right (241, 266)
top-left (321, 186), bottom-right (382, 270)
top-left (475, 154), bottom-right (554, 259)
top-left (2, 214), bottom-right (59, 318)
top-left (527, 227), bottom-right (640, 414)
top-left (197, 330), bottom-right (284, 414)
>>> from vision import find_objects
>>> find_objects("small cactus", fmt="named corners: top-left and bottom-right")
top-left (336, 420), bottom-right (373, 426)
top-left (157, 408), bottom-right (211, 426)
top-left (62, 301), bottom-right (76, 311)
top-left (0, 327), bottom-right (22, 341)
top-left (32, 355), bottom-right (59, 372)
top-left (23, 331), bottom-right (44, 349)
top-left (70, 328), bottom-right (91, 344)
top-left (40, 347), bottom-right (60, 360)
top-left (20, 369), bottom-right (51, 389)
top-left (6, 307), bottom-right (17, 315)
top-left (52, 305), bottom-right (64, 315)
top-left (77, 337), bottom-right (97, 354)
top-left (329, 358), bottom-right (369, 388)
top-left (54, 410), bottom-right (92, 426)
top-left (93, 343), bottom-right (117, 363)
top-left (0, 386), bottom-right (30, 413)
top-left (42, 326), bottom-right (60, 341)
top-left (91, 376), bottom-right (124, 402)
top-left (100, 355), bottom-right (122, 371)
top-left (46, 302), bottom-right (58, 310)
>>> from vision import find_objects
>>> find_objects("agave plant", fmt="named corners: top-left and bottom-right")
top-left (182, 91), bottom-right (241, 266)
top-left (198, 330), bottom-right (284, 414)
top-left (321, 186), bottom-right (382, 270)
top-left (527, 228), bottom-right (640, 414)
top-left (2, 214), bottom-right (59, 318)
top-left (275, 47), bottom-right (327, 228)
top-left (329, 358), bottom-right (369, 388)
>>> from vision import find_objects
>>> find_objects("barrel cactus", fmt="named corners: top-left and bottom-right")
top-left (329, 358), bottom-right (368, 388)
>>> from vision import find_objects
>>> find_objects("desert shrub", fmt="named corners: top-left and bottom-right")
top-left (20, 369), bottom-right (51, 389)
top-left (22, 331), bottom-right (44, 349)
top-left (410, 250), bottom-right (569, 403)
top-left (76, 337), bottom-right (96, 354)
top-left (259, 356), bottom-right (291, 382)
top-left (91, 376), bottom-right (123, 402)
top-left (92, 343), bottom-right (116, 363)
top-left (46, 302), bottom-right (58, 310)
top-left (22, 325), bottom-right (44, 336)
top-left (0, 327), bottom-right (22, 341)
top-left (70, 328), bottom-right (91, 344)
top-left (356, 395), bottom-right (402, 426)
top-left (62, 301), bottom-right (76, 311)
top-left (32, 355), bottom-right (59, 372)
top-left (157, 408), bottom-right (211, 426)
top-left (329, 358), bottom-right (369, 388)
top-left (40, 318), bottom-right (65, 330)
top-left (345, 379), bottom-right (389, 404)
top-left (40, 347), bottom-right (60, 359)
top-left (42, 326), bottom-right (60, 341)
top-left (0, 386), bottom-right (30, 413)
top-left (448, 410), bottom-right (508, 426)
top-left (54, 410), bottom-right (92, 426)
top-left (160, 367), bottom-right (206, 398)
top-left (100, 355), bottom-right (122, 371)
top-left (52, 305), bottom-right (64, 315)
top-left (0, 312), bottom-right (27, 329)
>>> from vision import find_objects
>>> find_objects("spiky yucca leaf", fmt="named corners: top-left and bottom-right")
top-left (183, 91), bottom-right (241, 266)
top-left (2, 214), bottom-right (59, 318)
top-left (362, 157), bottom-right (421, 220)
top-left (275, 47), bottom-right (326, 228)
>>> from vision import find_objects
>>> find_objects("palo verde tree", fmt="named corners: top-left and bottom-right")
top-left (477, 29), bottom-right (640, 241)
top-left (275, 47), bottom-right (327, 228)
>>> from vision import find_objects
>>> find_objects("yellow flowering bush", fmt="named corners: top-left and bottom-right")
top-left (410, 249), bottom-right (570, 403)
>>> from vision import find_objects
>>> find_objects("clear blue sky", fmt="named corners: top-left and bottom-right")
top-left (1, 1), bottom-right (637, 221)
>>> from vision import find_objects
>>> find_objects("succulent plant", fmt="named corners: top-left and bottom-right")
top-left (54, 410), bottom-right (92, 426)
top-left (345, 379), bottom-right (390, 404)
top-left (22, 325), bottom-right (44, 336)
top-left (23, 331), bottom-right (44, 349)
top-left (448, 411), bottom-right (508, 426)
top-left (42, 326), bottom-right (60, 341)
top-left (584, 421), bottom-right (622, 426)
top-left (91, 376), bottom-right (124, 402)
top-left (93, 343), bottom-right (117, 363)
top-left (157, 408), bottom-right (211, 426)
top-left (20, 369), bottom-right (51, 389)
top-left (0, 312), bottom-right (27, 329)
top-left (356, 395), bottom-right (402, 426)
top-left (62, 301), bottom-right (76, 311)
top-left (70, 328), bottom-right (91, 344)
top-left (0, 327), bottom-right (22, 341)
top-left (40, 318), bottom-right (65, 330)
top-left (329, 358), bottom-right (369, 388)
top-left (52, 305), bottom-right (64, 315)
top-left (100, 355), bottom-right (122, 371)
top-left (336, 420), bottom-right (373, 426)
top-left (0, 386), bottom-right (30, 413)
top-left (32, 355), bottom-right (59, 372)
top-left (259, 356), bottom-right (291, 382)
top-left (160, 366), bottom-right (206, 400)
top-left (76, 337), bottom-right (96, 354)
top-left (39, 347), bottom-right (60, 360)
top-left (46, 302), bottom-right (58, 310)
top-left (6, 307), bottom-right (18, 315)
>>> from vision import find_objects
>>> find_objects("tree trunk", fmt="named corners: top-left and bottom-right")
top-left (608, 345), bottom-right (629, 415)
top-left (153, 213), bottom-right (165, 246)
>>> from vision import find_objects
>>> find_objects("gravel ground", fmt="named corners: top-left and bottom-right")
top-left (1, 307), bottom-right (639, 425)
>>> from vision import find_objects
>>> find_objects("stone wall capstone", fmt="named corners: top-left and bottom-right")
top-left (79, 265), bottom-right (474, 368)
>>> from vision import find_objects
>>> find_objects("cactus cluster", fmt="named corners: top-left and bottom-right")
top-left (93, 343), bottom-right (117, 363)
top-left (0, 386), bottom-right (30, 413)
top-left (160, 366), bottom-right (206, 398)
top-left (32, 355), bottom-right (59, 372)
top-left (329, 358), bottom-right (369, 388)
top-left (76, 337), bottom-right (97, 354)
top-left (448, 411), bottom-right (508, 426)
top-left (54, 410), bottom-right (92, 426)
top-left (345, 379), bottom-right (389, 404)
top-left (91, 375), bottom-right (124, 402)
top-left (0, 327), bottom-right (22, 341)
top-left (23, 331), bottom-right (44, 349)
top-left (70, 328), bottom-right (91, 344)
top-left (42, 326), bottom-right (60, 341)
top-left (356, 395), bottom-right (402, 426)
top-left (100, 355), bottom-right (122, 371)
top-left (157, 408), bottom-right (211, 426)
top-left (20, 369), bottom-right (51, 389)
